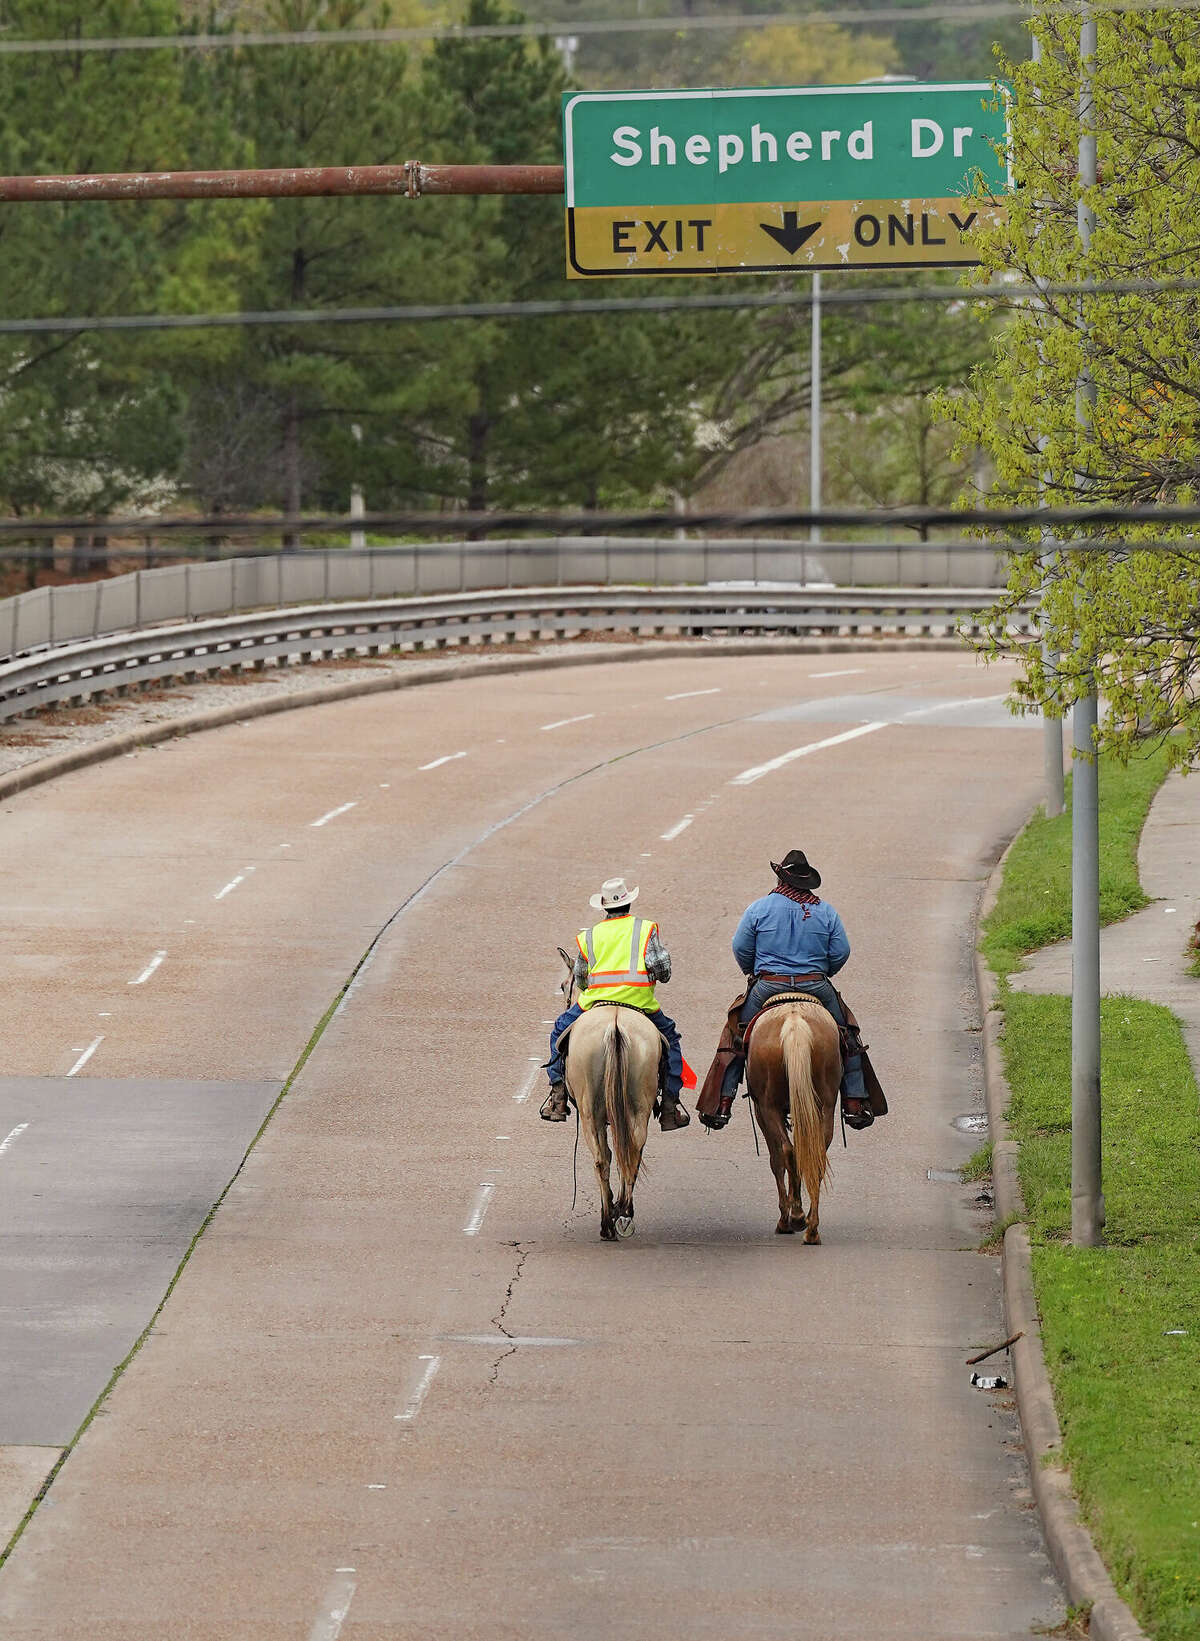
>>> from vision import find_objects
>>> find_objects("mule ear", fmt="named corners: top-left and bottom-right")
top-left (557, 945), bottom-right (574, 971)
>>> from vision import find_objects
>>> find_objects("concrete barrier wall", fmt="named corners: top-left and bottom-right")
top-left (0, 539), bottom-right (1010, 662)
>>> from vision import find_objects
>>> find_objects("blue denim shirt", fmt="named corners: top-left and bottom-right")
top-left (732, 894), bottom-right (850, 979)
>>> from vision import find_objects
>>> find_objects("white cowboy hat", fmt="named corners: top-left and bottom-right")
top-left (589, 876), bottom-right (640, 911)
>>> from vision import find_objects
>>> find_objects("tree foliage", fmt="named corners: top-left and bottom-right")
top-left (946, 9), bottom-right (1200, 769)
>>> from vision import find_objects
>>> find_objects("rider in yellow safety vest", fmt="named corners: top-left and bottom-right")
top-left (541, 876), bottom-right (690, 1131)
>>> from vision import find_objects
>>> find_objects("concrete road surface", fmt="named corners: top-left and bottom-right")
top-left (0, 650), bottom-right (1064, 1638)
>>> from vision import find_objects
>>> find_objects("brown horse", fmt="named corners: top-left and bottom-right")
top-left (746, 1000), bottom-right (842, 1243)
top-left (557, 949), bottom-right (661, 1241)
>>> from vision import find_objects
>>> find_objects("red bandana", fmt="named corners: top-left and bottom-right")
top-left (771, 883), bottom-right (821, 920)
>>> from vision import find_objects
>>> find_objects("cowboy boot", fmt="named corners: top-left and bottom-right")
top-left (659, 1095), bottom-right (691, 1132)
top-left (699, 1094), bottom-right (735, 1131)
top-left (540, 1083), bottom-right (569, 1122)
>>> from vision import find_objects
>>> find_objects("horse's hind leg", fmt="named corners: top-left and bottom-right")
top-left (785, 1135), bottom-right (807, 1233)
top-left (756, 1100), bottom-right (795, 1235)
top-left (590, 1100), bottom-right (616, 1240)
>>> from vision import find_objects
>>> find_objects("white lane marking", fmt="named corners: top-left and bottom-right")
top-left (395, 1353), bottom-right (442, 1424)
top-left (0, 1123), bottom-right (29, 1158)
top-left (731, 722), bottom-right (887, 786)
top-left (129, 950), bottom-right (167, 986)
top-left (809, 667), bottom-right (866, 679)
top-left (308, 1571), bottom-right (357, 1641)
top-left (379, 782), bottom-right (390, 788)
top-left (660, 815), bottom-right (694, 842)
top-left (441, 1334), bottom-right (580, 1347)
top-left (901, 693), bottom-right (1007, 720)
top-left (419, 751), bottom-right (468, 770)
top-left (540, 714), bottom-right (594, 731)
top-left (463, 1183), bottom-right (495, 1236)
top-left (98, 1011), bottom-right (111, 1018)
top-left (67, 1036), bottom-right (104, 1077)
top-left (665, 687), bottom-right (721, 700)
top-left (215, 866), bottom-right (256, 901)
top-left (514, 1064), bottom-right (541, 1104)
top-left (496, 1134), bottom-right (511, 1140)
top-left (311, 801), bottom-right (358, 828)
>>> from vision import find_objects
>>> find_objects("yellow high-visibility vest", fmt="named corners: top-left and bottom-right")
top-left (576, 915), bottom-right (659, 1012)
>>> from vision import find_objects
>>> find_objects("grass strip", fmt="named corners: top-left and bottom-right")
top-left (980, 744), bottom-right (1170, 974)
top-left (983, 744), bottom-right (1200, 1639)
top-left (1001, 991), bottom-right (1200, 1640)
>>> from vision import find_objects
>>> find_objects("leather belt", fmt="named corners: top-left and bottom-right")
top-left (758, 971), bottom-right (826, 986)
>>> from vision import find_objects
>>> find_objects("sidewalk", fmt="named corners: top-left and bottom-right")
top-left (1008, 770), bottom-right (1200, 1070)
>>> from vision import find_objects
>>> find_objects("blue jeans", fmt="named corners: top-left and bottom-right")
top-left (546, 1004), bottom-right (684, 1099)
top-left (720, 976), bottom-right (865, 1100)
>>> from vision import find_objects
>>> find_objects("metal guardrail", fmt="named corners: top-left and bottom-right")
top-left (0, 586), bottom-right (1024, 724)
top-left (0, 539), bottom-right (1010, 662)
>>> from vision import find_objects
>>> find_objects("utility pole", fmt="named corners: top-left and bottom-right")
top-left (808, 269), bottom-right (822, 585)
top-left (1031, 30), bottom-right (1066, 820)
top-left (1072, 1), bottom-right (1104, 1247)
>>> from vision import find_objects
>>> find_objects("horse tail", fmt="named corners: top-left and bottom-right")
top-left (603, 1014), bottom-right (637, 1186)
top-left (782, 1010), bottom-right (830, 1203)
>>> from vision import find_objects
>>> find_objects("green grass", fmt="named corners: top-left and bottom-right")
top-left (984, 745), bottom-right (1200, 1639)
top-left (980, 745), bottom-right (1171, 974)
top-left (961, 1139), bottom-right (993, 1182)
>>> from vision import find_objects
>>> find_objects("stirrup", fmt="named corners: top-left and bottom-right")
top-left (659, 1097), bottom-right (691, 1132)
top-left (699, 1094), bottom-right (735, 1132)
top-left (841, 1096), bottom-right (873, 1131)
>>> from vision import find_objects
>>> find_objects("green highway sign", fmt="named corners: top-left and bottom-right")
top-left (563, 82), bottom-right (1012, 277)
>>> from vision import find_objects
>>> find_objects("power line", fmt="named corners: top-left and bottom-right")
top-left (0, 274), bottom-right (1197, 335)
top-left (0, 1), bottom-right (1194, 53)
top-left (0, 503), bottom-right (1198, 537)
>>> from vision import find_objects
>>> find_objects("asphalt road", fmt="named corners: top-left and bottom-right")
top-left (0, 649), bottom-right (1064, 1638)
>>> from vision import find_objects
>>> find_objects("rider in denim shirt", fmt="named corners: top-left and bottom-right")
top-left (709, 849), bottom-right (870, 1130)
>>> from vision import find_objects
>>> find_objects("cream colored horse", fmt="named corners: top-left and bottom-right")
top-left (557, 950), bottom-right (661, 1241)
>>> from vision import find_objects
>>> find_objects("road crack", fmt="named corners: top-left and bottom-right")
top-left (487, 1240), bottom-right (530, 1387)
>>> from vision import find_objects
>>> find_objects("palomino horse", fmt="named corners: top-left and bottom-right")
top-left (557, 948), bottom-right (661, 1241)
top-left (746, 998), bottom-right (842, 1243)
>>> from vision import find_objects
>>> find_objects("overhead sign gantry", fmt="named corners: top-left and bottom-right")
top-left (563, 81), bottom-right (1012, 277)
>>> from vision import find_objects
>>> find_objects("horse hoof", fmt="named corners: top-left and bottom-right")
top-left (804, 1229), bottom-right (821, 1245)
top-left (791, 1214), bottom-right (807, 1232)
top-left (600, 1224), bottom-right (616, 1241)
top-left (775, 1221), bottom-right (795, 1235)
top-left (615, 1215), bottom-right (635, 1239)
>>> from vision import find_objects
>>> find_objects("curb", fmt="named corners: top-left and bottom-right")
top-left (974, 843), bottom-right (1149, 1641)
top-left (0, 633), bottom-right (958, 804)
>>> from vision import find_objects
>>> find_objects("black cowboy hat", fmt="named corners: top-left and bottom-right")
top-left (771, 849), bottom-right (821, 890)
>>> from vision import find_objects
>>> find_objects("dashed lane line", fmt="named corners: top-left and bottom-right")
top-left (308, 1571), bottom-right (357, 1641)
top-left (66, 1036), bottom-right (104, 1077)
top-left (660, 815), bottom-right (695, 842)
top-left (394, 1355), bottom-right (442, 1424)
top-left (665, 687), bottom-right (721, 700)
top-left (463, 1184), bottom-right (496, 1237)
top-left (310, 801), bottom-right (358, 828)
top-left (809, 667), bottom-right (866, 679)
top-left (129, 950), bottom-right (167, 986)
top-left (540, 714), bottom-right (595, 731)
top-left (418, 752), bottom-right (467, 771)
top-left (0, 1122), bottom-right (29, 1158)
top-left (215, 867), bottom-right (255, 901)
top-left (731, 722), bottom-right (888, 786)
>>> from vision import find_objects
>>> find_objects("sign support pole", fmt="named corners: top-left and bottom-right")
top-left (809, 270), bottom-right (822, 578)
top-left (1071, 2), bottom-right (1104, 1248)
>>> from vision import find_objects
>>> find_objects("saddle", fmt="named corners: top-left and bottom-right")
top-left (554, 999), bottom-right (671, 1060)
top-left (696, 984), bottom-right (888, 1121)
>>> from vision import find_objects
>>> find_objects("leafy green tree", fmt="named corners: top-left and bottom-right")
top-left (945, 9), bottom-right (1200, 768)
